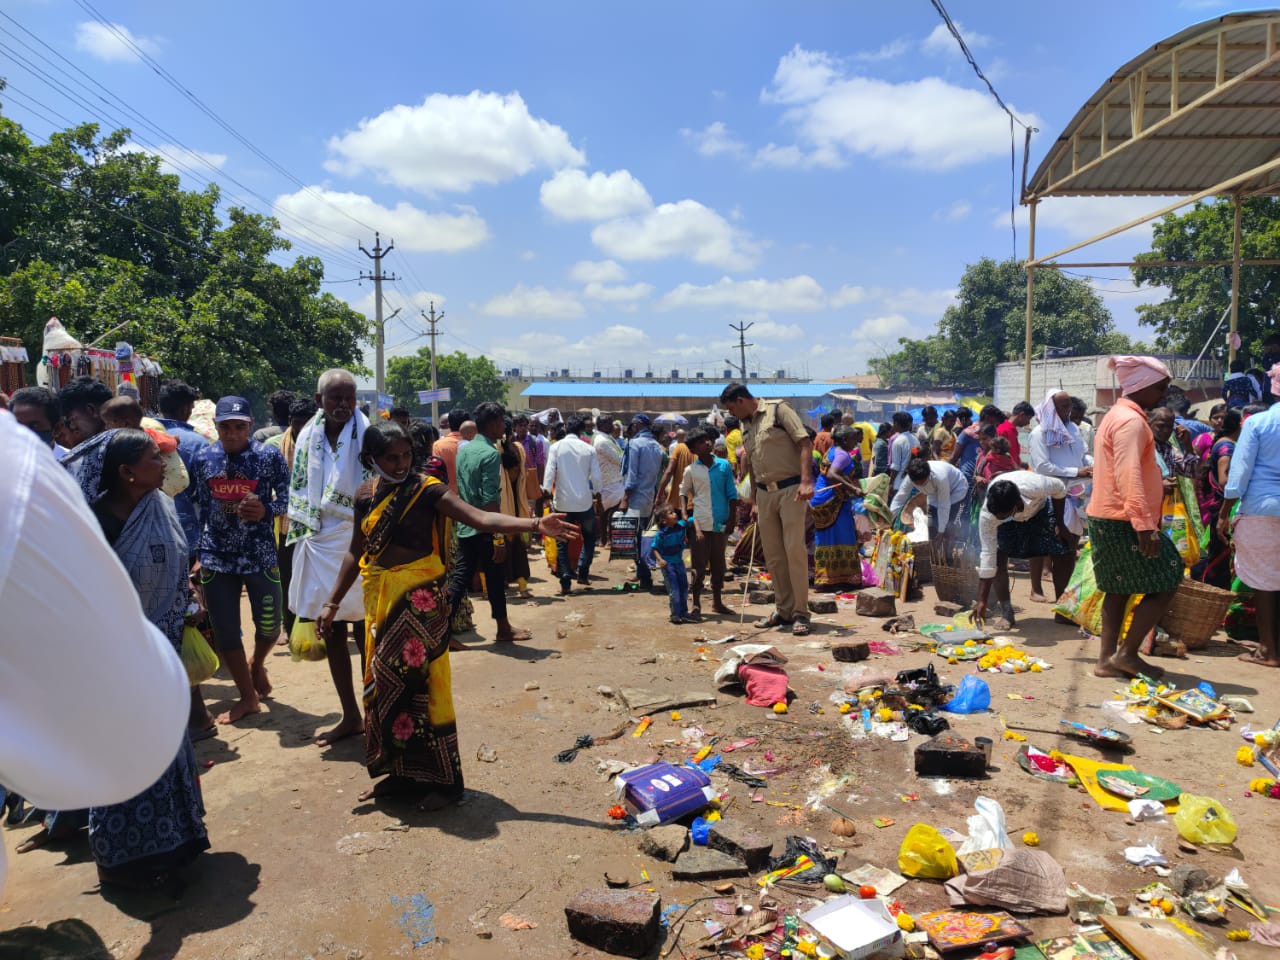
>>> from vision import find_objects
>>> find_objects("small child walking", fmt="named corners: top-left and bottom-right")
top-left (652, 506), bottom-right (691, 624)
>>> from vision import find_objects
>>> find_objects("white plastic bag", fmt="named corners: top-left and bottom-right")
top-left (956, 797), bottom-right (1013, 856)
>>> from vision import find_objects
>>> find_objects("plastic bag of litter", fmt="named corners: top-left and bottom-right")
top-left (957, 797), bottom-right (1013, 856)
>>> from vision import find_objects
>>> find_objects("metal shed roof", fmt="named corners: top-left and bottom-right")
top-left (520, 381), bottom-right (850, 400)
top-left (1026, 12), bottom-right (1280, 199)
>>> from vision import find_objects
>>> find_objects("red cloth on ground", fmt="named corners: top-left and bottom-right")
top-left (738, 662), bottom-right (789, 707)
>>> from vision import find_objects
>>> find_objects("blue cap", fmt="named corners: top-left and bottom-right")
top-left (214, 396), bottom-right (252, 422)
top-left (632, 414), bottom-right (652, 427)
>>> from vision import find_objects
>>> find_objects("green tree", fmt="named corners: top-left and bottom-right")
top-left (1132, 197), bottom-right (1280, 357)
top-left (868, 258), bottom-right (1117, 390)
top-left (386, 347), bottom-right (505, 415)
top-left (0, 105), bottom-right (370, 401)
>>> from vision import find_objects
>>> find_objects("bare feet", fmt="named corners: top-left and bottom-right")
top-left (315, 716), bottom-right (364, 747)
top-left (1101, 654), bottom-right (1164, 679)
top-left (1239, 651), bottom-right (1280, 667)
top-left (495, 627), bottom-right (533, 642)
top-left (357, 776), bottom-right (420, 802)
top-left (251, 663), bottom-right (273, 699)
top-left (1093, 662), bottom-right (1133, 678)
top-left (15, 829), bottom-right (51, 854)
top-left (1029, 591), bottom-right (1051, 603)
top-left (712, 603), bottom-right (734, 615)
top-left (449, 638), bottom-right (468, 652)
top-left (216, 697), bottom-right (261, 724)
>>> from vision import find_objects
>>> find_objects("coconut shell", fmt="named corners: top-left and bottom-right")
top-left (830, 816), bottom-right (857, 837)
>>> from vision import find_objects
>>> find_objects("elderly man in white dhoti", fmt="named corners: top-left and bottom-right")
top-left (286, 369), bottom-right (371, 747)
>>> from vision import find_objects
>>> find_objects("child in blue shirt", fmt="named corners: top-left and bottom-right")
top-left (651, 505), bottom-right (691, 624)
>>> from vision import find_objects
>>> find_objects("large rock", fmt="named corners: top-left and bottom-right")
top-left (933, 601), bottom-right (966, 618)
top-left (639, 825), bottom-right (688, 863)
top-left (564, 889), bottom-right (661, 958)
top-left (749, 590), bottom-right (776, 605)
top-left (808, 597), bottom-right (838, 614)
top-left (671, 847), bottom-right (750, 880)
top-left (831, 641), bottom-right (870, 663)
top-left (856, 588), bottom-right (897, 618)
top-left (707, 821), bottom-right (773, 870)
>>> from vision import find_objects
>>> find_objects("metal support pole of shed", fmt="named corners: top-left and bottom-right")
top-left (1023, 200), bottom-right (1038, 403)
top-left (1230, 194), bottom-right (1242, 368)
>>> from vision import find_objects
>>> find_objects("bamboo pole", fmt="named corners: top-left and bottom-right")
top-left (1024, 200), bottom-right (1038, 403)
top-left (1230, 194), bottom-right (1243, 368)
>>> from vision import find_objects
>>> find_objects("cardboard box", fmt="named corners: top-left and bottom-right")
top-left (801, 896), bottom-right (905, 960)
top-left (615, 762), bottom-right (715, 828)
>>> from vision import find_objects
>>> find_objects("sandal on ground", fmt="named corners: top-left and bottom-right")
top-left (791, 617), bottom-right (812, 636)
top-left (754, 613), bottom-right (792, 630)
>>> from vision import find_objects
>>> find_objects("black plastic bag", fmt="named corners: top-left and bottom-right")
top-left (765, 836), bottom-right (837, 882)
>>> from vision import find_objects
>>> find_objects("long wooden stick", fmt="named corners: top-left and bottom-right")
top-left (738, 521), bottom-right (759, 625)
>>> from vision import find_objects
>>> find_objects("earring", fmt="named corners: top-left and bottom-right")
top-left (129, 477), bottom-right (136, 483)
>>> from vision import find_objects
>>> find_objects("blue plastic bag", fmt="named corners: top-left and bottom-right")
top-left (942, 675), bottom-right (991, 714)
top-left (690, 816), bottom-right (710, 845)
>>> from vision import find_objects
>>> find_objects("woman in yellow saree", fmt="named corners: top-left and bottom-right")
top-left (318, 422), bottom-right (578, 808)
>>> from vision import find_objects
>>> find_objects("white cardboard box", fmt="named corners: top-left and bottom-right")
top-left (802, 896), bottom-right (905, 960)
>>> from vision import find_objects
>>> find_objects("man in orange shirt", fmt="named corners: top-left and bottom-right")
top-left (814, 413), bottom-right (836, 456)
top-left (1086, 356), bottom-right (1183, 678)
top-left (432, 408), bottom-right (468, 493)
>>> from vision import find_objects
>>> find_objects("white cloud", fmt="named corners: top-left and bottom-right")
top-left (852, 313), bottom-right (912, 341)
top-left (759, 44), bottom-right (1039, 171)
top-left (349, 288), bottom-right (446, 319)
top-left (540, 169), bottom-right (653, 221)
top-left (74, 21), bottom-right (159, 62)
top-left (507, 324), bottom-right (650, 361)
top-left (830, 285), bottom-right (869, 308)
top-left (592, 200), bottom-right (761, 271)
top-left (121, 142), bottom-right (227, 177)
top-left (682, 121), bottom-right (746, 158)
top-left (876, 287), bottom-right (958, 316)
top-left (750, 320), bottom-right (805, 341)
top-left (921, 21), bottom-right (992, 57)
top-left (1005, 195), bottom-right (1184, 242)
top-left (519, 250), bottom-right (537, 262)
top-left (752, 142), bottom-right (842, 170)
top-left (569, 259), bottom-right (627, 284)
top-left (583, 281), bottom-right (654, 302)
top-left (325, 91), bottom-right (584, 195)
top-left (853, 39), bottom-right (911, 63)
top-left (934, 199), bottom-right (972, 223)
top-left (272, 188), bottom-right (488, 253)
top-left (479, 284), bottom-right (584, 320)
top-left (659, 275), bottom-right (827, 312)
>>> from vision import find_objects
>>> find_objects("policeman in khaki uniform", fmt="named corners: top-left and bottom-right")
top-left (719, 382), bottom-right (815, 635)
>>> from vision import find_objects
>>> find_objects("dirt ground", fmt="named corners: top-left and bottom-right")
top-left (3, 545), bottom-right (1278, 960)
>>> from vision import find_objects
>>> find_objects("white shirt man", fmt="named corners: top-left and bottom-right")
top-left (889, 459), bottom-right (968, 531)
top-left (592, 425), bottom-right (625, 510)
top-left (544, 429), bottom-right (601, 514)
top-left (976, 471), bottom-right (1067, 579)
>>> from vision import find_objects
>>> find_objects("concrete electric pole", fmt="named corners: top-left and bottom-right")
top-left (420, 301), bottom-right (444, 424)
top-left (358, 232), bottom-right (398, 394)
top-left (726, 321), bottom-right (754, 379)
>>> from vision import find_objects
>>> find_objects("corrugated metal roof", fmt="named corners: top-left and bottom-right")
top-left (1027, 12), bottom-right (1280, 198)
top-left (520, 381), bottom-right (850, 399)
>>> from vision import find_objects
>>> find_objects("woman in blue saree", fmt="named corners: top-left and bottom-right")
top-left (64, 429), bottom-right (209, 890)
top-left (811, 426), bottom-right (866, 590)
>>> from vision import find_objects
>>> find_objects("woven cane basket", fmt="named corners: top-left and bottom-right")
top-left (932, 550), bottom-right (979, 606)
top-left (1158, 578), bottom-right (1234, 650)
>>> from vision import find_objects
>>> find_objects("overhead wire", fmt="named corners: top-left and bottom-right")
top-left (0, 18), bottom-right (369, 271)
top-left (72, 0), bottom-right (377, 236)
top-left (926, 0), bottom-right (1037, 261)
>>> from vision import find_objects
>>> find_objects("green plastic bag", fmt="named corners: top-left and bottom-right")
top-left (1174, 794), bottom-right (1237, 845)
top-left (898, 823), bottom-right (959, 879)
top-left (289, 619), bottom-right (327, 663)
top-left (180, 625), bottom-right (219, 686)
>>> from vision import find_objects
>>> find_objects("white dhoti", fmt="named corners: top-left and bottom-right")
top-left (289, 518), bottom-right (364, 622)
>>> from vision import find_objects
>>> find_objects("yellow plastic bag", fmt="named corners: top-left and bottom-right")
top-left (898, 823), bottom-right (959, 879)
top-left (1162, 494), bottom-right (1201, 568)
top-left (180, 625), bottom-right (219, 686)
top-left (289, 619), bottom-right (327, 663)
top-left (1174, 794), bottom-right (1237, 845)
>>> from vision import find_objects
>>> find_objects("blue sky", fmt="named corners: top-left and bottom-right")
top-left (0, 0), bottom-right (1251, 382)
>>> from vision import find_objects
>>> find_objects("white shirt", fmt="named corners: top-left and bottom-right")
top-left (889, 460), bottom-right (968, 530)
top-left (1029, 422), bottom-right (1091, 480)
top-left (0, 412), bottom-right (189, 895)
top-left (593, 430), bottom-right (625, 504)
top-left (976, 470), bottom-right (1067, 578)
top-left (888, 432), bottom-right (915, 490)
top-left (544, 433), bottom-right (601, 513)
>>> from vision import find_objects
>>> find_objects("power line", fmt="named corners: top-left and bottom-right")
top-left (72, 0), bottom-right (376, 236)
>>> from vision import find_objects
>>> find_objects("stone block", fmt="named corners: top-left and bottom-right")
top-left (707, 821), bottom-right (773, 870)
top-left (671, 847), bottom-right (750, 880)
top-left (564, 889), bottom-right (661, 958)
top-left (808, 597), bottom-right (838, 614)
top-left (914, 734), bottom-right (986, 779)
top-left (933, 601), bottom-right (965, 618)
top-left (638, 825), bottom-right (688, 862)
top-left (831, 641), bottom-right (870, 663)
top-left (748, 590), bottom-right (775, 605)
top-left (855, 588), bottom-right (897, 618)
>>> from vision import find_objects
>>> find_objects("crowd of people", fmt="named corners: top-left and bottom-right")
top-left (3, 349), bottom-right (1279, 896)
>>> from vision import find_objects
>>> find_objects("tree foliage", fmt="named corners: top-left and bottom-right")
top-left (867, 258), bottom-right (1127, 390)
top-left (0, 105), bottom-right (370, 402)
top-left (386, 347), bottom-right (506, 415)
top-left (1132, 197), bottom-right (1280, 357)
